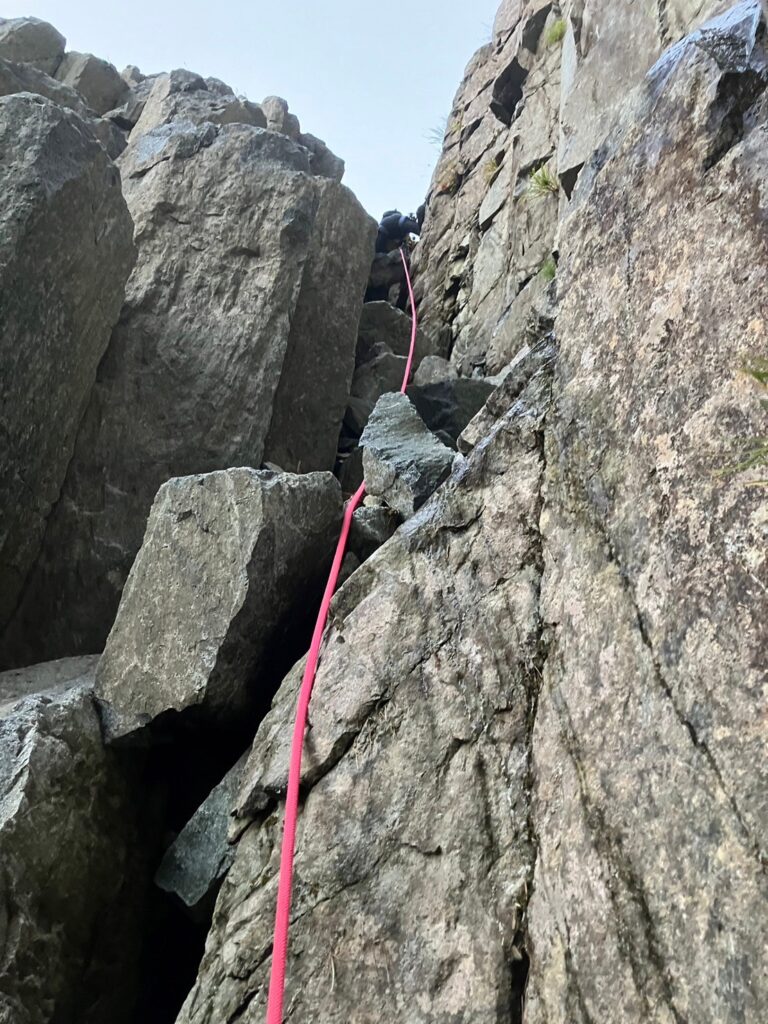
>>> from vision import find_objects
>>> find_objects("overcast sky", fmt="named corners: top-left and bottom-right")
top-left (5, 0), bottom-right (498, 218)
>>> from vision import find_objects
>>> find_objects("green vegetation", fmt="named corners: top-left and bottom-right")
top-left (718, 361), bottom-right (768, 486)
top-left (438, 160), bottom-right (461, 196)
top-left (426, 116), bottom-right (449, 147)
top-left (545, 19), bottom-right (567, 46)
top-left (525, 164), bottom-right (560, 199)
top-left (483, 155), bottom-right (502, 184)
top-left (540, 255), bottom-right (557, 281)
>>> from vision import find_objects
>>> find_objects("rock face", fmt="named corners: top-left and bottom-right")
top-left (525, 6), bottom-right (768, 1020)
top-left (411, 0), bottom-right (731, 372)
top-left (96, 469), bottom-right (342, 741)
top-left (0, 660), bottom-right (142, 1024)
top-left (0, 93), bottom-right (134, 638)
top-left (360, 392), bottom-right (455, 516)
top-left (176, 3), bottom-right (768, 1022)
top-left (179, 366), bottom-right (550, 1024)
top-left (1, 116), bottom-right (374, 666)
top-left (0, 17), bottom-right (65, 75)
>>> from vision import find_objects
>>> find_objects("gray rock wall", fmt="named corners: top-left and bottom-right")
top-left (0, 93), bottom-right (134, 636)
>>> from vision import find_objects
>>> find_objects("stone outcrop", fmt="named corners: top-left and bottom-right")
top-left (0, 93), bottom-right (134, 637)
top-left (411, 0), bottom-right (732, 373)
top-left (96, 469), bottom-right (342, 740)
top-left (1, 114), bottom-right (374, 666)
top-left (0, 659), bottom-right (143, 1024)
top-left (132, 70), bottom-right (267, 134)
top-left (1, 3), bottom-right (767, 1023)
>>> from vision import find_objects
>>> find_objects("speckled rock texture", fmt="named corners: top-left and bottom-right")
top-left (175, 4), bottom-right (768, 1022)
top-left (95, 469), bottom-right (342, 740)
top-left (0, 93), bottom-right (134, 640)
top-left (1, 117), bottom-right (373, 667)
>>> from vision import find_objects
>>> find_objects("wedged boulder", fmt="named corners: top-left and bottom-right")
top-left (1, 119), bottom-right (372, 665)
top-left (346, 350), bottom-right (408, 435)
top-left (95, 469), bottom-right (342, 741)
top-left (104, 73), bottom-right (158, 129)
top-left (0, 660), bottom-right (143, 1024)
top-left (0, 654), bottom-right (99, 715)
top-left (365, 249), bottom-right (405, 301)
top-left (360, 392), bottom-right (455, 516)
top-left (156, 753), bottom-right (248, 918)
top-left (0, 17), bottom-right (65, 75)
top-left (348, 505), bottom-right (401, 561)
top-left (0, 93), bottom-right (135, 641)
top-left (178, 361), bottom-right (551, 1024)
top-left (55, 51), bottom-right (129, 114)
top-left (356, 301), bottom-right (434, 366)
top-left (413, 354), bottom-right (458, 385)
top-left (407, 377), bottom-right (495, 447)
top-left (133, 69), bottom-right (266, 134)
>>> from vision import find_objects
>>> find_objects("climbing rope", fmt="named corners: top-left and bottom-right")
top-left (265, 246), bottom-right (418, 1024)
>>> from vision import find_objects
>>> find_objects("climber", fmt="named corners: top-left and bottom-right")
top-left (375, 209), bottom-right (421, 253)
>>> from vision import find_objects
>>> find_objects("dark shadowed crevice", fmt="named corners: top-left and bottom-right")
top-left (491, 58), bottom-right (530, 125)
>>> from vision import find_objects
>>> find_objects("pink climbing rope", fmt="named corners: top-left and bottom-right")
top-left (265, 246), bottom-right (418, 1023)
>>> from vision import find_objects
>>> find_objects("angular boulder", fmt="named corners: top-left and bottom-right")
top-left (299, 131), bottom-right (345, 181)
top-left (156, 753), bottom-right (248, 918)
top-left (356, 301), bottom-right (434, 366)
top-left (261, 94), bottom-right (300, 138)
top-left (95, 469), bottom-right (342, 741)
top-left (55, 51), bottom-right (129, 115)
top-left (0, 93), bottom-right (135, 640)
top-left (0, 17), bottom-right (65, 75)
top-left (360, 392), bottom-right (455, 516)
top-left (413, 354), bottom-right (458, 386)
top-left (1, 119), bottom-right (372, 665)
top-left (407, 377), bottom-right (495, 447)
top-left (349, 505), bottom-right (401, 562)
top-left (0, 56), bottom-right (89, 114)
top-left (0, 660), bottom-right (142, 1024)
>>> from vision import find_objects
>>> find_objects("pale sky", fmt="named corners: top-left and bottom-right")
top-left (4, 0), bottom-right (498, 218)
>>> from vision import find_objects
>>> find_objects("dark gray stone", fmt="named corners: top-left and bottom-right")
top-left (95, 469), bottom-right (342, 741)
top-left (0, 94), bottom-right (134, 643)
top-left (407, 378), bottom-right (495, 448)
top-left (349, 505), bottom-right (401, 561)
top-left (360, 393), bottom-right (455, 516)
top-left (0, 17), bottom-right (65, 75)
top-left (156, 754), bottom-right (247, 918)
top-left (0, 664), bottom-right (142, 1024)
